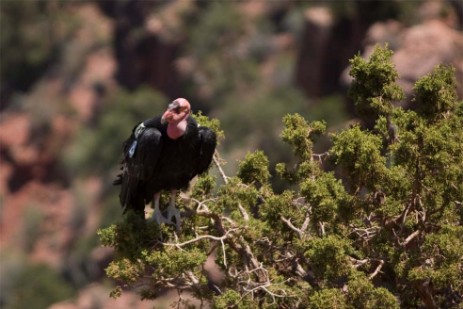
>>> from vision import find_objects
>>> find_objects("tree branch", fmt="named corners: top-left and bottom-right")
top-left (319, 222), bottom-right (325, 237)
top-left (213, 151), bottom-right (228, 184)
top-left (161, 228), bottom-right (238, 248)
top-left (349, 225), bottom-right (381, 241)
top-left (212, 152), bottom-right (250, 221)
top-left (312, 151), bottom-right (329, 162)
top-left (300, 214), bottom-right (310, 234)
top-left (281, 216), bottom-right (303, 239)
top-left (368, 259), bottom-right (384, 280)
top-left (238, 203), bottom-right (250, 222)
top-left (350, 257), bottom-right (385, 279)
top-left (401, 230), bottom-right (420, 247)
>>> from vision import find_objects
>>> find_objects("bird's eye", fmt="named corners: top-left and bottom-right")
top-left (168, 102), bottom-right (182, 113)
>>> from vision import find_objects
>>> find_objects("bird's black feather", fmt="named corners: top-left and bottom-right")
top-left (114, 116), bottom-right (217, 217)
top-left (197, 126), bottom-right (217, 174)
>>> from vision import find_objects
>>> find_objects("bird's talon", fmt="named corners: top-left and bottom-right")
top-left (150, 211), bottom-right (167, 226)
top-left (166, 206), bottom-right (182, 231)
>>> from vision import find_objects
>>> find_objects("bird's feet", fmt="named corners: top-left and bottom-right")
top-left (165, 205), bottom-right (182, 231)
top-left (149, 208), bottom-right (167, 226)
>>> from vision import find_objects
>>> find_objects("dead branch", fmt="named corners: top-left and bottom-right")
top-left (300, 214), bottom-right (310, 234)
top-left (350, 257), bottom-right (370, 268)
top-left (350, 226), bottom-right (381, 241)
top-left (312, 151), bottom-right (330, 162)
top-left (213, 151), bottom-right (229, 185)
top-left (162, 228), bottom-right (238, 248)
top-left (281, 216), bottom-right (303, 239)
top-left (350, 257), bottom-right (385, 279)
top-left (401, 230), bottom-right (420, 247)
top-left (319, 222), bottom-right (325, 237)
top-left (368, 259), bottom-right (385, 280)
top-left (238, 203), bottom-right (250, 221)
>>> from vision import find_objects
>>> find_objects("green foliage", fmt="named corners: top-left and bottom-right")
top-left (99, 47), bottom-right (462, 308)
top-left (281, 113), bottom-right (326, 161)
top-left (305, 235), bottom-right (353, 283)
top-left (0, 260), bottom-right (75, 309)
top-left (331, 126), bottom-right (386, 191)
top-left (349, 45), bottom-right (404, 120)
top-left (105, 258), bottom-right (144, 283)
top-left (347, 274), bottom-right (399, 309)
top-left (300, 173), bottom-right (347, 224)
top-left (192, 111), bottom-right (225, 143)
top-left (237, 151), bottom-right (270, 186)
top-left (1, 1), bottom-right (64, 92)
top-left (307, 288), bottom-right (347, 309)
top-left (213, 290), bottom-right (249, 309)
top-left (414, 64), bottom-right (458, 120)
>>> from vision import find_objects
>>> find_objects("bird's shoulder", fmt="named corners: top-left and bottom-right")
top-left (143, 116), bottom-right (165, 131)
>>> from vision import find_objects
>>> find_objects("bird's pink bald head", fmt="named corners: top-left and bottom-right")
top-left (161, 98), bottom-right (191, 124)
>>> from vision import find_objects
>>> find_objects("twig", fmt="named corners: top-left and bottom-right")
top-left (319, 222), bottom-right (325, 237)
top-left (220, 238), bottom-right (227, 268)
top-left (212, 152), bottom-right (249, 221)
top-left (368, 259), bottom-right (384, 280)
top-left (189, 197), bottom-right (216, 212)
top-left (240, 282), bottom-right (295, 306)
top-left (238, 203), bottom-right (250, 221)
top-left (281, 216), bottom-right (303, 239)
top-left (213, 151), bottom-right (228, 184)
top-left (176, 289), bottom-right (182, 309)
top-left (300, 214), bottom-right (310, 234)
top-left (350, 257), bottom-right (385, 279)
top-left (401, 230), bottom-right (420, 247)
top-left (350, 226), bottom-right (381, 241)
top-left (401, 202), bottom-right (412, 226)
top-left (312, 151), bottom-right (329, 162)
top-left (350, 257), bottom-right (370, 268)
top-left (162, 228), bottom-right (238, 247)
top-left (186, 271), bottom-right (200, 285)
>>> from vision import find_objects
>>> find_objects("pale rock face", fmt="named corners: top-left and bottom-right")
top-left (341, 19), bottom-right (463, 103)
top-left (392, 20), bottom-right (463, 96)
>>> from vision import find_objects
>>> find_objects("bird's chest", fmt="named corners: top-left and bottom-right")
top-left (158, 136), bottom-right (198, 172)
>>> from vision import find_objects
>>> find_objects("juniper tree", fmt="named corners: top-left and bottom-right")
top-left (98, 46), bottom-right (462, 308)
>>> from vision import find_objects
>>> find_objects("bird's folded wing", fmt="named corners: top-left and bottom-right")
top-left (118, 128), bottom-right (163, 209)
top-left (197, 127), bottom-right (217, 174)
top-left (126, 128), bottom-right (163, 180)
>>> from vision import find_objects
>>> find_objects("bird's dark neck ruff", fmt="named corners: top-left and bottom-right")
top-left (166, 117), bottom-right (189, 140)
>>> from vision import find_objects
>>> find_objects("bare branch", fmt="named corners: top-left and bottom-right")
top-left (368, 259), bottom-right (385, 280)
top-left (300, 214), bottom-right (310, 234)
top-left (281, 216), bottom-right (303, 239)
top-left (238, 203), bottom-right (250, 221)
top-left (213, 151), bottom-right (228, 184)
top-left (350, 257), bottom-right (370, 268)
top-left (349, 225), bottom-right (381, 241)
top-left (401, 230), bottom-right (420, 247)
top-left (312, 151), bottom-right (329, 162)
top-left (401, 202), bottom-right (412, 226)
top-left (220, 239), bottom-right (227, 268)
top-left (162, 228), bottom-right (238, 247)
top-left (319, 222), bottom-right (325, 237)
top-left (212, 152), bottom-right (249, 221)
top-left (350, 257), bottom-right (385, 279)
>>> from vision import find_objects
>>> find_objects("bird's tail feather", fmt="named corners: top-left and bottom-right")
top-left (113, 174), bottom-right (122, 186)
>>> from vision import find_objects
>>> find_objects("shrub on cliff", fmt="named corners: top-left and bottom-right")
top-left (99, 46), bottom-right (462, 309)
